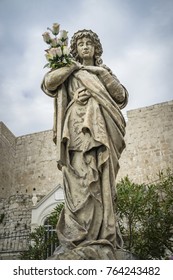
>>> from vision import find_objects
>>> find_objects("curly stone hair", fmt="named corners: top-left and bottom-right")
top-left (70, 29), bottom-right (103, 65)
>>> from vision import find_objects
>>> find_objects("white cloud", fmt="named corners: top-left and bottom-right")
top-left (0, 27), bottom-right (53, 135)
top-left (0, 0), bottom-right (173, 136)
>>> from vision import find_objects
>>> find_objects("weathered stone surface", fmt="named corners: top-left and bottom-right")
top-left (49, 244), bottom-right (117, 260)
top-left (48, 247), bottom-right (138, 260)
top-left (117, 101), bottom-right (173, 184)
top-left (0, 194), bottom-right (42, 258)
top-left (1, 100), bottom-right (173, 200)
top-left (1, 98), bottom-right (173, 260)
top-left (115, 249), bottom-right (138, 260)
top-left (0, 101), bottom-right (173, 198)
top-left (42, 29), bottom-right (128, 256)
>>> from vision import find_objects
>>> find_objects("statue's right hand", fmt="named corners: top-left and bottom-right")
top-left (74, 88), bottom-right (91, 103)
top-left (71, 60), bottom-right (82, 70)
top-left (45, 61), bottom-right (83, 91)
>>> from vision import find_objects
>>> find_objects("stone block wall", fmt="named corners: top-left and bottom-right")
top-left (0, 122), bottom-right (63, 198)
top-left (0, 122), bottom-right (16, 198)
top-left (0, 195), bottom-right (32, 235)
top-left (0, 100), bottom-right (173, 199)
top-left (0, 195), bottom-right (32, 259)
top-left (14, 130), bottom-right (62, 196)
top-left (0, 100), bottom-right (173, 259)
top-left (117, 100), bottom-right (173, 183)
top-left (0, 194), bottom-right (44, 259)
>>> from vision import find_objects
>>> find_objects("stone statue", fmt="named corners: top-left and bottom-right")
top-left (41, 29), bottom-right (128, 259)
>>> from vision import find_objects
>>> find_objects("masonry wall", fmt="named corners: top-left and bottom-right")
top-left (0, 194), bottom-right (43, 259)
top-left (0, 100), bottom-right (173, 259)
top-left (13, 130), bottom-right (62, 196)
top-left (117, 100), bottom-right (173, 183)
top-left (0, 100), bottom-right (173, 199)
top-left (0, 122), bottom-right (16, 198)
top-left (0, 195), bottom-right (32, 236)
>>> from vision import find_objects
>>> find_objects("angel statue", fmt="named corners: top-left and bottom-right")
top-left (41, 25), bottom-right (128, 259)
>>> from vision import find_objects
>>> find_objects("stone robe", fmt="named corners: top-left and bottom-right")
top-left (42, 67), bottom-right (128, 259)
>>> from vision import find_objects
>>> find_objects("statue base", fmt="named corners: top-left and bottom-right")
top-left (48, 243), bottom-right (116, 260)
top-left (48, 243), bottom-right (137, 260)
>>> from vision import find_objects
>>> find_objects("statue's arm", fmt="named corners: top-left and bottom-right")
top-left (41, 63), bottom-right (79, 97)
top-left (99, 68), bottom-right (128, 108)
top-left (82, 65), bottom-right (128, 108)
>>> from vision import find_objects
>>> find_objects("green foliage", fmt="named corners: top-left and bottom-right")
top-left (20, 171), bottom-right (173, 260)
top-left (20, 203), bottom-right (64, 260)
top-left (47, 203), bottom-right (64, 226)
top-left (117, 171), bottom-right (173, 259)
top-left (20, 226), bottom-right (48, 260)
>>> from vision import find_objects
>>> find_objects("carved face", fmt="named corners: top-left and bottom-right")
top-left (76, 37), bottom-right (95, 61)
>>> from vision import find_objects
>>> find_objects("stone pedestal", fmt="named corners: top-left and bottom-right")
top-left (48, 244), bottom-right (137, 260)
top-left (48, 243), bottom-right (116, 260)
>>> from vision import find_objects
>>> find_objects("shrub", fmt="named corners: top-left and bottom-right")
top-left (117, 171), bottom-right (173, 259)
top-left (20, 203), bottom-right (64, 259)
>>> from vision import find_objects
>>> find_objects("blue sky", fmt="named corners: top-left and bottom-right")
top-left (0, 0), bottom-right (173, 136)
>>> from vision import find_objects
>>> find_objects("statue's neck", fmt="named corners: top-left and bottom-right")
top-left (82, 58), bottom-right (94, 66)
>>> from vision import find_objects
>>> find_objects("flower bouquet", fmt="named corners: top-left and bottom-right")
top-left (42, 23), bottom-right (72, 70)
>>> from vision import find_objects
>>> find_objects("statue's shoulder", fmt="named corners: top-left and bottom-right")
top-left (101, 64), bottom-right (113, 75)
